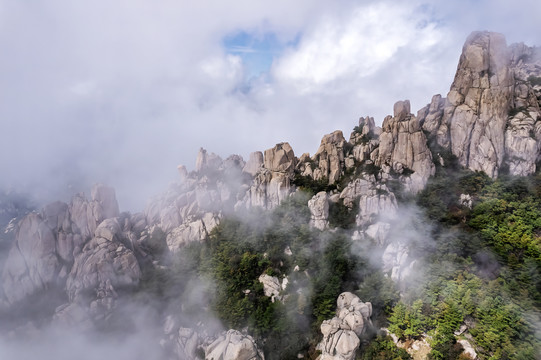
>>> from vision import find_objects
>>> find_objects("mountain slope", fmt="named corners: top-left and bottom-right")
top-left (0, 31), bottom-right (540, 360)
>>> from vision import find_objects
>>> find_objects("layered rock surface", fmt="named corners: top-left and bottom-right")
top-left (1, 29), bottom-right (539, 360)
top-left (419, 31), bottom-right (541, 176)
top-left (316, 292), bottom-right (372, 360)
top-left (308, 191), bottom-right (329, 230)
top-left (205, 330), bottom-right (264, 360)
top-left (375, 100), bottom-right (435, 192)
top-left (1, 184), bottom-right (125, 305)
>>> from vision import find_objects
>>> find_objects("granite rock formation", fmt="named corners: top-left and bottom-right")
top-left (419, 31), bottom-right (541, 177)
top-left (316, 292), bottom-right (372, 360)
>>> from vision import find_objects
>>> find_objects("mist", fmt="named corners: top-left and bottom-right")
top-left (1, 0), bottom-right (541, 210)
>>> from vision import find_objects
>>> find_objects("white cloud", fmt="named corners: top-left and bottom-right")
top-left (272, 2), bottom-right (443, 92)
top-left (0, 0), bottom-right (540, 210)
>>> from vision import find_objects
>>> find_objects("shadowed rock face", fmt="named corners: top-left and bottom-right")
top-left (66, 218), bottom-right (141, 302)
top-left (205, 330), bottom-right (265, 360)
top-left (1, 184), bottom-right (123, 306)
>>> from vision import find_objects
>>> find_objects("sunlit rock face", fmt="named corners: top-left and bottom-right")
top-left (311, 130), bottom-right (348, 184)
top-left (308, 191), bottom-right (329, 230)
top-left (316, 292), bottom-right (372, 360)
top-left (375, 100), bottom-right (435, 193)
top-left (448, 32), bottom-right (514, 177)
top-left (239, 142), bottom-right (296, 210)
top-left (147, 143), bottom-right (299, 253)
top-left (419, 31), bottom-right (541, 177)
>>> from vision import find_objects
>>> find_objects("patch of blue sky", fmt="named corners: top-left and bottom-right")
top-left (223, 30), bottom-right (299, 80)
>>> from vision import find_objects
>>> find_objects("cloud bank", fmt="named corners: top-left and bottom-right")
top-left (0, 0), bottom-right (540, 209)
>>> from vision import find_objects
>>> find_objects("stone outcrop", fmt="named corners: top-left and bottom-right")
top-left (505, 42), bottom-right (541, 175)
top-left (364, 222), bottom-right (391, 245)
top-left (2, 212), bottom-right (61, 304)
top-left (205, 330), bottom-right (264, 360)
top-left (162, 316), bottom-right (202, 360)
top-left (448, 32), bottom-right (513, 177)
top-left (338, 174), bottom-right (397, 228)
top-left (240, 143), bottom-right (296, 210)
top-left (349, 117), bottom-right (380, 165)
top-left (308, 191), bottom-right (329, 230)
top-left (258, 274), bottom-right (282, 302)
top-left (66, 218), bottom-right (141, 302)
top-left (316, 292), bottom-right (372, 360)
top-left (69, 184), bottom-right (120, 240)
top-left (243, 152), bottom-right (264, 176)
top-left (146, 152), bottom-right (245, 252)
top-left (382, 241), bottom-right (414, 283)
top-left (376, 100), bottom-right (435, 193)
top-left (311, 130), bottom-right (347, 184)
top-left (146, 143), bottom-right (299, 253)
top-left (419, 31), bottom-right (541, 177)
top-left (1, 184), bottom-right (122, 305)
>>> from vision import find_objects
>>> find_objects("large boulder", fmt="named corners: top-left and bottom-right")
top-left (338, 175), bottom-right (397, 228)
top-left (166, 213), bottom-right (220, 252)
top-left (243, 152), bottom-right (264, 177)
top-left (312, 130), bottom-right (348, 184)
top-left (419, 31), bottom-right (541, 177)
top-left (205, 329), bottom-right (264, 360)
top-left (316, 292), bottom-right (372, 360)
top-left (161, 316), bottom-right (202, 360)
top-left (376, 100), bottom-right (435, 193)
top-left (264, 142), bottom-right (296, 174)
top-left (308, 191), bottom-right (329, 230)
top-left (66, 218), bottom-right (141, 302)
top-left (258, 274), bottom-right (282, 302)
top-left (2, 212), bottom-right (61, 304)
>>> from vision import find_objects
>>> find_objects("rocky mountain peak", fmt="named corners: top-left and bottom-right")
top-left (1, 31), bottom-right (541, 360)
top-left (263, 142), bottom-right (296, 173)
top-left (420, 30), bottom-right (541, 177)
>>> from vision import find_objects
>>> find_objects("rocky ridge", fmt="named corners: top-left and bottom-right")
top-left (419, 31), bottom-right (541, 177)
top-left (0, 31), bottom-right (540, 360)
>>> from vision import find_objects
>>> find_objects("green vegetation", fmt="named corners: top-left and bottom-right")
top-left (395, 167), bottom-right (541, 359)
top-left (134, 145), bottom-right (541, 359)
top-left (358, 335), bottom-right (412, 359)
top-left (137, 191), bottom-right (385, 359)
top-left (292, 173), bottom-right (337, 194)
top-left (527, 75), bottom-right (541, 86)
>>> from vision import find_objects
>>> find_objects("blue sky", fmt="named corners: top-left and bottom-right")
top-left (223, 31), bottom-right (299, 79)
top-left (1, 0), bottom-right (540, 210)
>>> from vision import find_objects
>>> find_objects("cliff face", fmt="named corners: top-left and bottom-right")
top-left (420, 31), bottom-right (541, 177)
top-left (0, 31), bottom-right (540, 360)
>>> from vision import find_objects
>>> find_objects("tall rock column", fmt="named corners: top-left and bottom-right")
top-left (375, 100), bottom-right (435, 193)
top-left (446, 31), bottom-right (514, 177)
top-left (312, 130), bottom-right (348, 184)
